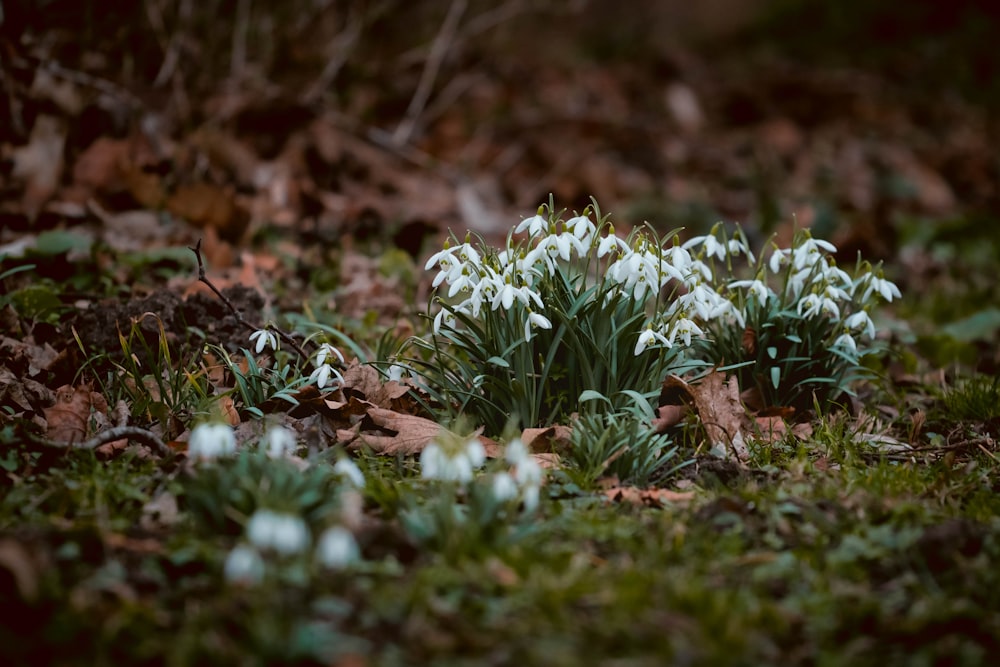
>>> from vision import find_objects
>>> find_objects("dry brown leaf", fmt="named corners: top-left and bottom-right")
top-left (43, 385), bottom-right (96, 443)
top-left (342, 363), bottom-right (409, 409)
top-left (521, 424), bottom-right (573, 454)
top-left (662, 372), bottom-right (750, 461)
top-left (603, 486), bottom-right (695, 508)
top-left (346, 407), bottom-right (441, 456)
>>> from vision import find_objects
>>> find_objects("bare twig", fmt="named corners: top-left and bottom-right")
top-left (188, 239), bottom-right (312, 363)
top-left (32, 426), bottom-right (172, 458)
top-left (391, 0), bottom-right (467, 147)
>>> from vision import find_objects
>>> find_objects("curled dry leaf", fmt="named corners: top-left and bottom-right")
top-left (343, 407), bottom-right (442, 456)
top-left (659, 372), bottom-right (751, 462)
top-left (520, 424), bottom-right (573, 455)
top-left (43, 385), bottom-right (97, 444)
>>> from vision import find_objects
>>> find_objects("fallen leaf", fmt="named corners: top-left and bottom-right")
top-left (345, 407), bottom-right (442, 455)
top-left (521, 424), bottom-right (573, 454)
top-left (661, 372), bottom-right (751, 461)
top-left (43, 385), bottom-right (95, 444)
top-left (603, 486), bottom-right (695, 508)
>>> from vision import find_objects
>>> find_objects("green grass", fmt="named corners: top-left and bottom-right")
top-left (2, 430), bottom-right (999, 665)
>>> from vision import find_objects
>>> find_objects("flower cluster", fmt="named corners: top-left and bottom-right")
top-left (694, 224), bottom-right (901, 409)
top-left (411, 201), bottom-right (899, 427)
top-left (490, 438), bottom-right (544, 512)
top-left (224, 508), bottom-right (362, 585)
top-left (424, 208), bottom-right (747, 353)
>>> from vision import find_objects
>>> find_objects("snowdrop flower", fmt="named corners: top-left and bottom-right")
top-left (668, 317), bottom-right (705, 347)
top-left (309, 362), bottom-right (343, 389)
top-left (249, 329), bottom-right (278, 354)
top-left (246, 509), bottom-right (311, 556)
top-left (316, 526), bottom-right (360, 569)
top-left (505, 438), bottom-right (529, 466)
top-left (315, 343), bottom-right (344, 367)
top-left (845, 310), bottom-right (876, 339)
top-left (833, 332), bottom-right (858, 353)
top-left (333, 457), bottom-right (366, 489)
top-left (262, 425), bottom-right (296, 458)
top-left (224, 544), bottom-right (265, 585)
top-left (188, 422), bottom-right (236, 461)
top-left (514, 212), bottom-right (549, 238)
top-left (491, 471), bottom-right (520, 502)
top-left (492, 278), bottom-right (543, 312)
top-left (447, 266), bottom-right (479, 298)
top-left (565, 214), bottom-right (596, 243)
top-left (425, 244), bottom-right (462, 288)
top-left (862, 275), bottom-right (901, 303)
top-left (768, 248), bottom-right (790, 274)
top-left (597, 227), bottom-right (626, 258)
top-left (729, 279), bottom-right (772, 303)
top-left (524, 310), bottom-right (552, 342)
top-left (420, 437), bottom-right (486, 483)
top-left (433, 306), bottom-right (458, 334)
top-left (683, 232), bottom-right (727, 261)
top-left (634, 326), bottom-right (670, 355)
top-left (538, 231), bottom-right (575, 263)
top-left (455, 242), bottom-right (482, 270)
top-left (387, 363), bottom-right (406, 382)
top-left (797, 293), bottom-right (840, 319)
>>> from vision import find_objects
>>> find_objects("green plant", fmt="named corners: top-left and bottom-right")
top-left (943, 374), bottom-right (1000, 421)
top-left (180, 448), bottom-right (348, 538)
top-left (399, 199), bottom-right (725, 434)
top-left (693, 225), bottom-right (900, 411)
top-left (573, 390), bottom-right (688, 486)
top-left (110, 313), bottom-right (212, 430)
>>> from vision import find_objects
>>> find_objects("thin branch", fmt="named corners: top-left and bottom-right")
top-left (391, 0), bottom-right (467, 147)
top-left (188, 239), bottom-right (312, 364)
top-left (33, 426), bottom-right (172, 458)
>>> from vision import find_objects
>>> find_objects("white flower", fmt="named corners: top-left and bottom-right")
top-left (333, 458), bottom-right (365, 489)
top-left (224, 544), bottom-right (265, 585)
top-left (513, 455), bottom-right (543, 488)
top-left (683, 232), bottom-right (727, 261)
top-left (845, 310), bottom-right (876, 339)
top-left (667, 317), bottom-right (704, 347)
top-left (420, 437), bottom-right (485, 483)
top-left (315, 343), bottom-right (344, 367)
top-left (424, 244), bottom-right (458, 272)
top-left (262, 425), bottom-right (296, 458)
top-left (538, 232), bottom-right (575, 263)
top-left (309, 363), bottom-right (343, 389)
top-left (316, 526), bottom-right (360, 569)
top-left (524, 310), bottom-right (552, 342)
top-left (505, 438), bottom-right (530, 466)
top-left (514, 213), bottom-right (549, 238)
top-left (246, 509), bottom-right (311, 556)
top-left (565, 214), bottom-right (595, 243)
top-left (491, 472), bottom-right (520, 502)
top-left (728, 279), bottom-right (771, 303)
top-left (833, 332), bottom-right (858, 353)
top-left (521, 484), bottom-right (540, 512)
top-left (188, 422), bottom-right (236, 462)
top-left (797, 293), bottom-right (840, 319)
top-left (862, 276), bottom-right (901, 303)
top-left (768, 248), bottom-right (790, 274)
top-left (387, 364), bottom-right (406, 382)
top-left (634, 326), bottom-right (669, 355)
top-left (249, 329), bottom-right (278, 354)
top-left (433, 307), bottom-right (457, 334)
top-left (597, 231), bottom-right (626, 258)
top-left (446, 266), bottom-right (479, 298)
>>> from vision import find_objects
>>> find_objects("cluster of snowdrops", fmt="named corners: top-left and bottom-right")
top-left (411, 200), bottom-right (899, 430)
